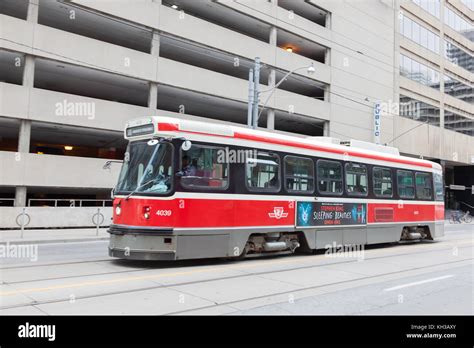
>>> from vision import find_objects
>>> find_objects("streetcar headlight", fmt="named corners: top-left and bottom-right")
top-left (115, 206), bottom-right (121, 216)
top-left (143, 206), bottom-right (151, 220)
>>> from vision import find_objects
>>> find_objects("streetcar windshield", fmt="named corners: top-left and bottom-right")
top-left (116, 141), bottom-right (173, 194)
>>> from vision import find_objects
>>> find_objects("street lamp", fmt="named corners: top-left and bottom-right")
top-left (249, 62), bottom-right (315, 129)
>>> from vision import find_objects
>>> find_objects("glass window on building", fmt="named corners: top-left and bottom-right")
top-left (461, 0), bottom-right (474, 11)
top-left (399, 54), bottom-right (440, 90)
top-left (444, 40), bottom-right (474, 73)
top-left (399, 13), bottom-right (440, 54)
top-left (399, 95), bottom-right (441, 126)
top-left (411, 0), bottom-right (440, 18)
top-left (444, 74), bottom-right (473, 105)
top-left (402, 14), bottom-right (412, 38)
top-left (444, 6), bottom-right (473, 42)
top-left (444, 110), bottom-right (474, 136)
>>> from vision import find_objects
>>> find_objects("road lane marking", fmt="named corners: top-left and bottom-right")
top-left (1, 240), bottom-right (471, 297)
top-left (383, 275), bottom-right (454, 292)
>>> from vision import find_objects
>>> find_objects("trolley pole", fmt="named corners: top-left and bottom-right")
top-left (247, 68), bottom-right (254, 127)
top-left (252, 57), bottom-right (261, 129)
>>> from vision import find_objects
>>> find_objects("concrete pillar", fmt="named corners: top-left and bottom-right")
top-left (149, 30), bottom-right (160, 111)
top-left (267, 26), bottom-right (277, 130)
top-left (18, 119), bottom-right (32, 153)
top-left (15, 1), bottom-right (39, 207)
top-left (22, 55), bottom-right (35, 87)
top-left (150, 30), bottom-right (160, 57)
top-left (15, 119), bottom-right (32, 207)
top-left (15, 187), bottom-right (28, 207)
top-left (148, 83), bottom-right (158, 111)
top-left (267, 110), bottom-right (275, 130)
top-left (323, 121), bottom-right (330, 136)
top-left (269, 26), bottom-right (277, 46)
top-left (27, 0), bottom-right (39, 23)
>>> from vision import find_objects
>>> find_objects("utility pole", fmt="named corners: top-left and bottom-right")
top-left (247, 68), bottom-right (254, 127)
top-left (252, 57), bottom-right (261, 129)
top-left (246, 57), bottom-right (315, 129)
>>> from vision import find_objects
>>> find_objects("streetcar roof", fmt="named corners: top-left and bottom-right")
top-left (124, 116), bottom-right (442, 171)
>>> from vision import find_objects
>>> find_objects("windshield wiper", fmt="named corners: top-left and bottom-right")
top-left (124, 178), bottom-right (159, 200)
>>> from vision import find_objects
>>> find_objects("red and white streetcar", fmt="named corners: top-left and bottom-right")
top-left (108, 116), bottom-right (445, 260)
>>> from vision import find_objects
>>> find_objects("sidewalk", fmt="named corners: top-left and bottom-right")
top-left (0, 227), bottom-right (109, 245)
top-left (444, 221), bottom-right (474, 231)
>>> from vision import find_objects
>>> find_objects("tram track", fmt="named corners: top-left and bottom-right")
top-left (0, 241), bottom-right (469, 284)
top-left (0, 258), bottom-right (112, 270)
top-left (1, 241), bottom-right (472, 311)
top-left (166, 258), bottom-right (473, 315)
top-left (1, 238), bottom-right (471, 285)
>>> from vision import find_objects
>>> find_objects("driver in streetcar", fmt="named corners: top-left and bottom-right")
top-left (182, 155), bottom-right (197, 176)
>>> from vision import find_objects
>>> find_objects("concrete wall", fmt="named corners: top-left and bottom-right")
top-left (0, 206), bottom-right (112, 228)
top-left (0, 151), bottom-right (121, 188)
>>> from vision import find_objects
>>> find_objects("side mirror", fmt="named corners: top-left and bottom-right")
top-left (103, 161), bottom-right (112, 170)
top-left (103, 160), bottom-right (123, 169)
top-left (181, 140), bottom-right (192, 151)
top-left (176, 171), bottom-right (184, 177)
top-left (110, 187), bottom-right (115, 199)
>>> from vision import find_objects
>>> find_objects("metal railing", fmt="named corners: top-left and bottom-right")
top-left (0, 198), bottom-right (15, 206)
top-left (27, 199), bottom-right (113, 207)
top-left (460, 201), bottom-right (474, 209)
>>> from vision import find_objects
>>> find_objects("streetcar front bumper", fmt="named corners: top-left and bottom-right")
top-left (108, 224), bottom-right (177, 261)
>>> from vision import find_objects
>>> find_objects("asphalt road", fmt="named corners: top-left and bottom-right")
top-left (0, 223), bottom-right (472, 315)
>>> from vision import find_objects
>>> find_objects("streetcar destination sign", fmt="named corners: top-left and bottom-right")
top-left (297, 202), bottom-right (367, 227)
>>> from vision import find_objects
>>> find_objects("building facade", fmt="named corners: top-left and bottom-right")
top-left (0, 0), bottom-right (472, 211)
top-left (398, 0), bottom-right (474, 210)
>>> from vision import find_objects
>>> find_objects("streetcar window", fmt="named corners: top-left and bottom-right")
top-left (415, 172), bottom-right (433, 200)
top-left (373, 167), bottom-right (393, 197)
top-left (316, 160), bottom-right (343, 195)
top-left (345, 163), bottom-right (368, 196)
top-left (434, 173), bottom-right (444, 201)
top-left (246, 152), bottom-right (280, 192)
top-left (284, 156), bottom-right (314, 193)
top-left (180, 145), bottom-right (229, 190)
top-left (116, 141), bottom-right (173, 194)
top-left (397, 170), bottom-right (415, 199)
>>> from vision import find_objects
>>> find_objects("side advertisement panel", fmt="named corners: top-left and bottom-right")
top-left (297, 202), bottom-right (367, 227)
